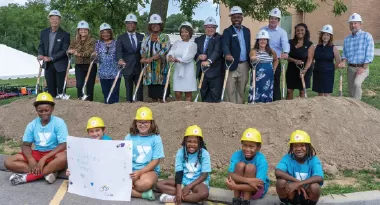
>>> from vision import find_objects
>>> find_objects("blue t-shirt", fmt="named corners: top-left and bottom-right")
top-left (175, 147), bottom-right (212, 187)
top-left (125, 133), bottom-right (165, 175)
top-left (228, 150), bottom-right (270, 197)
top-left (101, 135), bottom-right (112, 140)
top-left (23, 116), bottom-right (68, 152)
top-left (276, 154), bottom-right (324, 186)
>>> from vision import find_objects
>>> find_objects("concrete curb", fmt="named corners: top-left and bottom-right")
top-left (1, 154), bottom-right (380, 204)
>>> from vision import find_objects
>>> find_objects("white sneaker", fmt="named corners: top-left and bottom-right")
top-left (44, 172), bottom-right (58, 184)
top-left (159, 193), bottom-right (175, 203)
top-left (9, 173), bottom-right (27, 185)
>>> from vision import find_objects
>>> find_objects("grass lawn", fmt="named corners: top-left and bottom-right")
top-left (375, 43), bottom-right (380, 49)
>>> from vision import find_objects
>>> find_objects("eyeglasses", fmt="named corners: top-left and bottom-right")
top-left (137, 121), bottom-right (151, 125)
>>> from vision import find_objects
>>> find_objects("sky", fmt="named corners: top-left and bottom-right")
top-left (1, 0), bottom-right (220, 30)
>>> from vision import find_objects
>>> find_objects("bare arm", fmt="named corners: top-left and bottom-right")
top-left (139, 159), bottom-right (160, 174)
top-left (21, 142), bottom-right (33, 159)
top-left (304, 45), bottom-right (316, 71)
top-left (41, 143), bottom-right (66, 160)
top-left (228, 172), bottom-right (255, 184)
top-left (275, 169), bottom-right (299, 183)
top-left (298, 176), bottom-right (323, 186)
top-left (333, 46), bottom-right (341, 68)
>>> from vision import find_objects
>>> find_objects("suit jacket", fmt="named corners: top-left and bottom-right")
top-left (116, 32), bottom-right (144, 76)
top-left (222, 25), bottom-right (251, 71)
top-left (38, 27), bottom-right (70, 72)
top-left (194, 33), bottom-right (223, 79)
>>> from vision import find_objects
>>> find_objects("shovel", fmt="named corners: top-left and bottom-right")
top-left (57, 52), bottom-right (72, 100)
top-left (36, 59), bottom-right (44, 95)
top-left (250, 60), bottom-right (260, 104)
top-left (296, 63), bottom-right (308, 98)
top-left (81, 54), bottom-right (97, 101)
top-left (194, 65), bottom-right (210, 102)
top-left (221, 58), bottom-right (234, 101)
top-left (106, 64), bottom-right (125, 104)
top-left (133, 64), bottom-right (148, 102)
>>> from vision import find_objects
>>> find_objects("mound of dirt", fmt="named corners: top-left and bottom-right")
top-left (1, 97), bottom-right (380, 172)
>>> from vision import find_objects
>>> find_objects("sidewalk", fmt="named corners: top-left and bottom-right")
top-left (1, 154), bottom-right (380, 205)
top-left (336, 46), bottom-right (380, 56)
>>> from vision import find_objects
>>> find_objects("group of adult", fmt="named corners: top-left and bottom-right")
top-left (37, 6), bottom-right (374, 105)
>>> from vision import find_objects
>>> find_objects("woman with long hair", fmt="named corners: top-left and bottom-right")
top-left (68, 20), bottom-right (97, 101)
top-left (286, 23), bottom-right (313, 99)
top-left (304, 25), bottom-right (341, 96)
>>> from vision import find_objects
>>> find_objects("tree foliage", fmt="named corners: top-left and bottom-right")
top-left (175, 0), bottom-right (347, 21)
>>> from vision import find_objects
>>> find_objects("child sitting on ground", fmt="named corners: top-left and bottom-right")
top-left (275, 130), bottom-right (323, 205)
top-left (66, 116), bottom-right (111, 176)
top-left (156, 125), bottom-right (211, 204)
top-left (226, 128), bottom-right (270, 205)
top-left (125, 106), bottom-right (165, 201)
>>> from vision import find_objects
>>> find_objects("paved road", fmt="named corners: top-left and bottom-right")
top-left (0, 171), bottom-right (216, 205)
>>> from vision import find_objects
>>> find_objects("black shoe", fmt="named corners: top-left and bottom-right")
top-left (241, 199), bottom-right (250, 205)
top-left (232, 197), bottom-right (242, 205)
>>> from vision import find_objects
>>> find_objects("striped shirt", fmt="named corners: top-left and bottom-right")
top-left (342, 30), bottom-right (374, 64)
top-left (256, 50), bottom-right (274, 63)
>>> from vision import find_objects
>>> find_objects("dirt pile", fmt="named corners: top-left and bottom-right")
top-left (1, 97), bottom-right (380, 171)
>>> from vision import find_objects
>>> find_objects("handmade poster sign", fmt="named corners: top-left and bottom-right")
top-left (67, 136), bottom-right (133, 201)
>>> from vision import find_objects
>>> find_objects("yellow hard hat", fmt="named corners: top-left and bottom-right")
top-left (184, 125), bottom-right (203, 138)
top-left (289, 130), bottom-right (311, 144)
top-left (240, 128), bottom-right (262, 143)
top-left (135, 106), bottom-right (153, 120)
top-left (86, 117), bottom-right (105, 130)
top-left (34, 92), bottom-right (55, 106)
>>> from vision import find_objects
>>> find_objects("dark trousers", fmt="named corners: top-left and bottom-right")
top-left (75, 64), bottom-right (98, 101)
top-left (123, 72), bottom-right (143, 102)
top-left (201, 76), bottom-right (223, 103)
top-left (44, 62), bottom-right (66, 97)
top-left (273, 63), bottom-right (282, 101)
top-left (100, 78), bottom-right (121, 104)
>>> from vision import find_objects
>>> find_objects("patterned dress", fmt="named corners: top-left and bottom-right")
top-left (248, 50), bottom-right (274, 103)
top-left (140, 33), bottom-right (171, 99)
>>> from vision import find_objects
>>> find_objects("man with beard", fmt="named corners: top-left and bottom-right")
top-left (222, 6), bottom-right (251, 104)
top-left (117, 13), bottom-right (145, 102)
top-left (338, 13), bottom-right (374, 100)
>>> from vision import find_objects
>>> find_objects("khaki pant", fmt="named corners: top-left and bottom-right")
top-left (225, 62), bottom-right (249, 104)
top-left (347, 66), bottom-right (369, 100)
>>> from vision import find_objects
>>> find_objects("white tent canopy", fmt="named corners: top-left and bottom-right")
top-left (0, 44), bottom-right (42, 80)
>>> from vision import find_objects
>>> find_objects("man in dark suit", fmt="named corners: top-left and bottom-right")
top-left (116, 13), bottom-right (144, 102)
top-left (194, 17), bottom-right (223, 103)
top-left (37, 10), bottom-right (70, 98)
top-left (222, 6), bottom-right (251, 104)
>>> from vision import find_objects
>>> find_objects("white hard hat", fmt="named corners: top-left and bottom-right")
top-left (269, 8), bottom-right (281, 19)
top-left (256, 30), bottom-right (270, 39)
top-left (204, 16), bottom-right (218, 27)
top-left (99, 23), bottom-right (112, 32)
top-left (48, 10), bottom-right (61, 18)
top-left (149, 14), bottom-right (163, 24)
top-left (77, 20), bottom-right (89, 29)
top-left (230, 6), bottom-right (243, 15)
top-left (348, 13), bottom-right (362, 22)
top-left (320, 24), bottom-right (333, 35)
top-left (180, 21), bottom-right (193, 29)
top-left (125, 13), bottom-right (138, 23)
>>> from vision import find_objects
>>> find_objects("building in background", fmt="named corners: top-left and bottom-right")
top-left (219, 0), bottom-right (380, 46)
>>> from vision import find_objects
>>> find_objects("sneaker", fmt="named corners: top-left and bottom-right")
top-left (142, 189), bottom-right (155, 201)
top-left (232, 197), bottom-right (242, 205)
top-left (9, 173), bottom-right (27, 185)
top-left (44, 172), bottom-right (58, 184)
top-left (159, 193), bottom-right (175, 203)
top-left (241, 200), bottom-right (250, 205)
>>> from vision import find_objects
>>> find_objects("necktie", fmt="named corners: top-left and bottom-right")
top-left (203, 37), bottom-right (210, 53)
top-left (130, 34), bottom-right (137, 52)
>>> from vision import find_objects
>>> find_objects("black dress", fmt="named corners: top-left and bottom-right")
top-left (286, 39), bottom-right (313, 90)
top-left (312, 44), bottom-right (335, 93)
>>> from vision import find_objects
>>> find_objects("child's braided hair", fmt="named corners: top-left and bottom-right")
top-left (288, 143), bottom-right (317, 160)
top-left (181, 136), bottom-right (207, 167)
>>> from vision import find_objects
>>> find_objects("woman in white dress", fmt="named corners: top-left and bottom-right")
top-left (167, 21), bottom-right (198, 101)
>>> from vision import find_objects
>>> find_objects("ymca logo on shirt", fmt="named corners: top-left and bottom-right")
top-left (185, 162), bottom-right (200, 179)
top-left (37, 132), bottom-right (52, 146)
top-left (135, 146), bottom-right (151, 163)
top-left (295, 172), bottom-right (308, 181)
